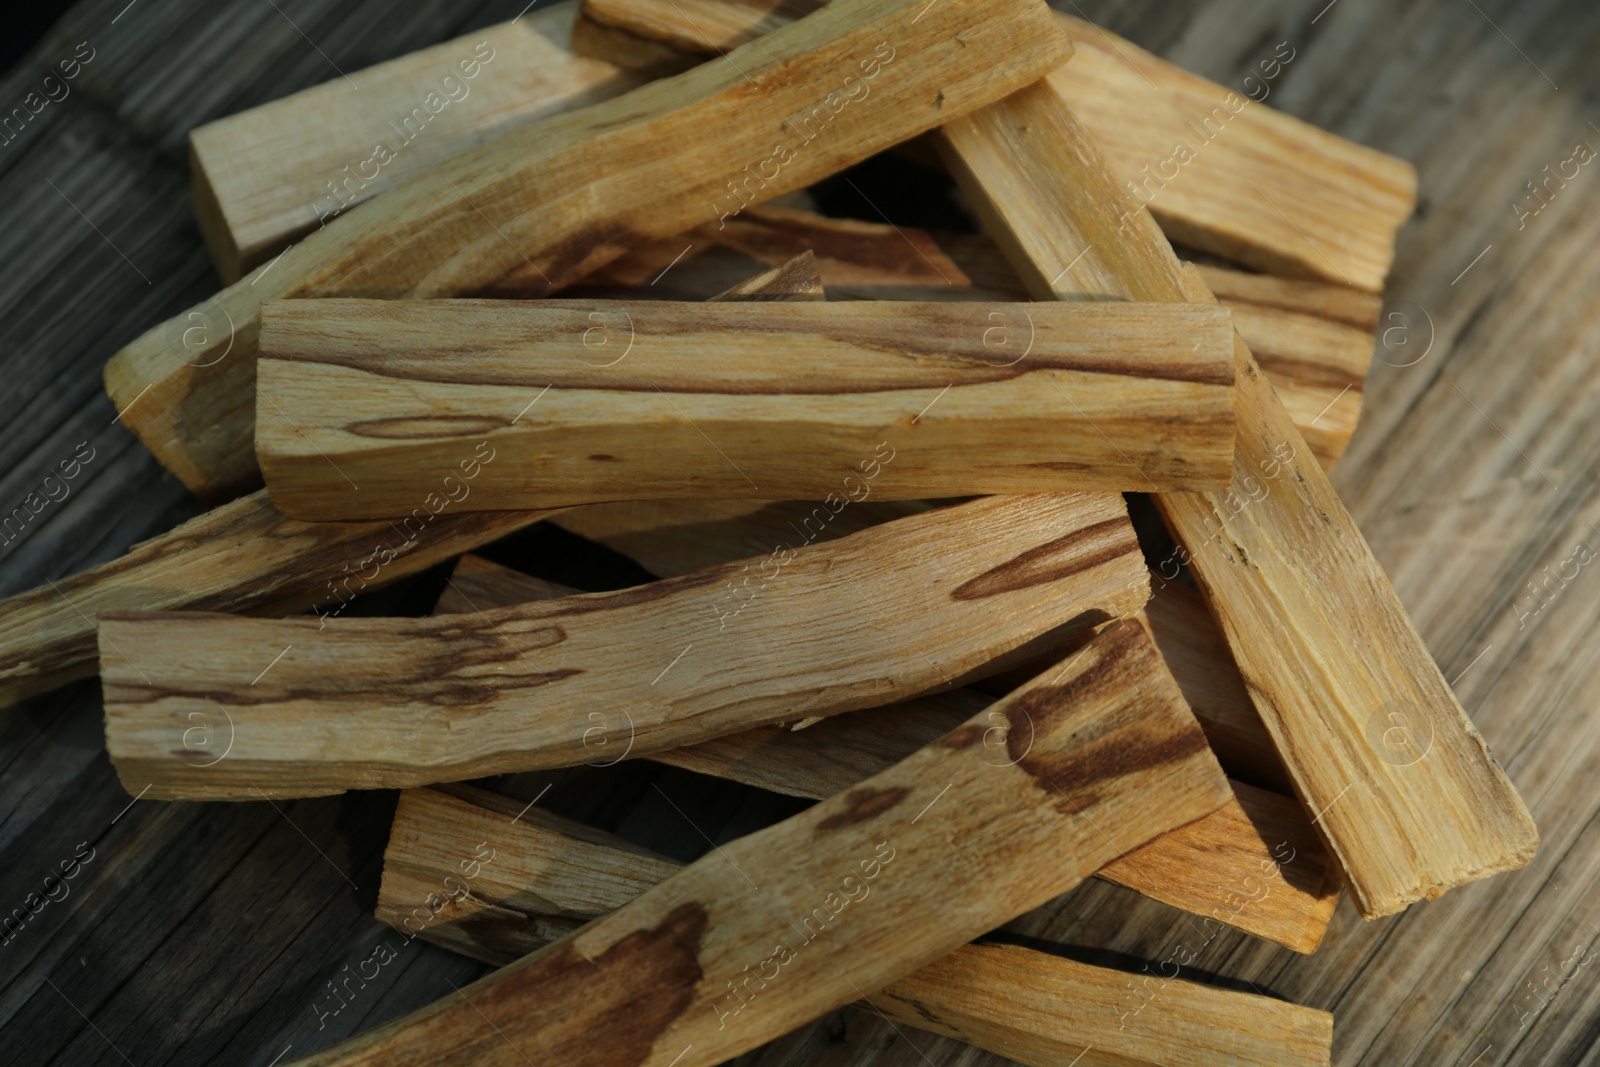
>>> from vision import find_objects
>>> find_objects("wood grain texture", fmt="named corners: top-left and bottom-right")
top-left (932, 76), bottom-right (1535, 916)
top-left (101, 494), bottom-right (1149, 799)
top-left (103, 0), bottom-right (1075, 499)
top-left (378, 784), bottom-right (1332, 1064)
top-left (432, 554), bottom-right (1337, 951)
top-left (544, 500), bottom-right (1296, 793)
top-left (0, 257), bottom-right (804, 712)
top-left (1047, 14), bottom-right (1415, 291)
top-left (572, 0), bottom-right (1415, 290)
top-left (875, 941), bottom-right (1331, 1067)
top-left (584, 206), bottom-right (1377, 470)
top-left (254, 299), bottom-right (1237, 518)
top-left (189, 2), bottom-right (646, 283)
top-left (0, 490), bottom-right (547, 710)
top-left (291, 619), bottom-right (1232, 1067)
top-left (1, 0), bottom-right (1595, 1063)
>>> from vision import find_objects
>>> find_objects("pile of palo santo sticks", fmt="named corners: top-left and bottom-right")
top-left (0, 0), bottom-right (1537, 1064)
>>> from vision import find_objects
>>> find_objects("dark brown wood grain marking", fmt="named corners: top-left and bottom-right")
top-left (1004, 626), bottom-right (1210, 810)
top-left (950, 518), bottom-right (1137, 600)
top-left (817, 785), bottom-right (910, 829)
top-left (447, 901), bottom-right (709, 1067)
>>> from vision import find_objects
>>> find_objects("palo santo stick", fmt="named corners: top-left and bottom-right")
top-left (933, 78), bottom-right (1535, 915)
top-left (572, 0), bottom-right (1416, 291)
top-left (378, 784), bottom-right (1334, 1066)
top-left (291, 620), bottom-right (1233, 1067)
top-left (543, 503), bottom-right (1293, 790)
top-left (0, 257), bottom-right (811, 711)
top-left (434, 554), bottom-right (1338, 952)
top-left (105, 0), bottom-right (1074, 500)
top-left (584, 205), bottom-right (1378, 470)
top-left (102, 494), bottom-right (1149, 800)
top-left (0, 492), bottom-right (547, 709)
top-left (253, 299), bottom-right (1237, 518)
top-left (880, 941), bottom-right (1332, 1067)
top-left (190, 2), bottom-right (646, 283)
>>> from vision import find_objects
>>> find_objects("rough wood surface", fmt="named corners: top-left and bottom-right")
top-left (0, 490), bottom-right (548, 709)
top-left (4, 0), bottom-right (1595, 1064)
top-left (433, 553), bottom-right (1338, 951)
top-left (878, 941), bottom-right (1332, 1067)
top-left (292, 619), bottom-right (1231, 1067)
top-left (102, 494), bottom-right (1149, 798)
top-left (378, 784), bottom-right (1333, 1064)
top-left (102, 0), bottom-right (1075, 499)
top-left (933, 74), bottom-right (1536, 918)
top-left (573, 0), bottom-right (1415, 290)
top-left (0, 256), bottom-right (805, 710)
top-left (254, 298), bottom-right (1237, 518)
top-left (189, 1), bottom-right (645, 282)
top-left (543, 500), bottom-right (1296, 792)
top-left (584, 205), bottom-right (1379, 469)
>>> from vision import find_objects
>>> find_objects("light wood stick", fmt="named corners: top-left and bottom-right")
top-left (543, 502), bottom-right (1294, 791)
top-left (0, 492), bottom-right (548, 709)
top-left (572, 0), bottom-right (1416, 291)
top-left (189, 2), bottom-right (646, 283)
top-left (0, 257), bottom-right (813, 711)
top-left (289, 619), bottom-right (1233, 1067)
top-left (376, 784), bottom-right (1333, 1066)
top-left (253, 299), bottom-right (1237, 518)
top-left (583, 205), bottom-right (1379, 470)
top-left (105, 0), bottom-right (1074, 499)
top-left (931, 79), bottom-right (1535, 915)
top-left (101, 494), bottom-right (1149, 799)
top-left (432, 555), bottom-right (1338, 951)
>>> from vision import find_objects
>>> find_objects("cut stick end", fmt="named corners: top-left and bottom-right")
top-left (189, 136), bottom-right (247, 285)
top-left (706, 250), bottom-right (824, 301)
top-left (1354, 809), bottom-right (1540, 920)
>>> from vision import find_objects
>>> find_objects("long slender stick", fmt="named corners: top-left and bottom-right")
top-left (0, 257), bottom-right (817, 710)
top-left (102, 494), bottom-right (1149, 799)
top-left (254, 298), bottom-right (1236, 518)
top-left (436, 552), bottom-right (1340, 952)
top-left (376, 784), bottom-right (1333, 1067)
top-left (104, 0), bottom-right (1074, 498)
top-left (291, 619), bottom-right (1232, 1067)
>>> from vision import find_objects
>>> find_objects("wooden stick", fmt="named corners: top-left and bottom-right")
top-left (0, 257), bottom-right (813, 711)
top-left (0, 492), bottom-right (548, 709)
top-left (101, 494), bottom-right (1149, 799)
top-left (583, 205), bottom-right (1378, 470)
top-left (572, 0), bottom-right (1416, 291)
top-left (254, 299), bottom-right (1237, 518)
top-left (433, 554), bottom-right (1338, 951)
top-left (104, 0), bottom-right (1074, 500)
top-left (189, 2), bottom-right (647, 283)
top-left (931, 78), bottom-right (1535, 916)
top-left (289, 620), bottom-right (1233, 1067)
top-left (377, 784), bottom-right (1333, 1066)
top-left (540, 502), bottom-right (1292, 791)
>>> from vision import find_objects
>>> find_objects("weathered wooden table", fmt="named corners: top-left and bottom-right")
top-left (2, 0), bottom-right (1596, 1063)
